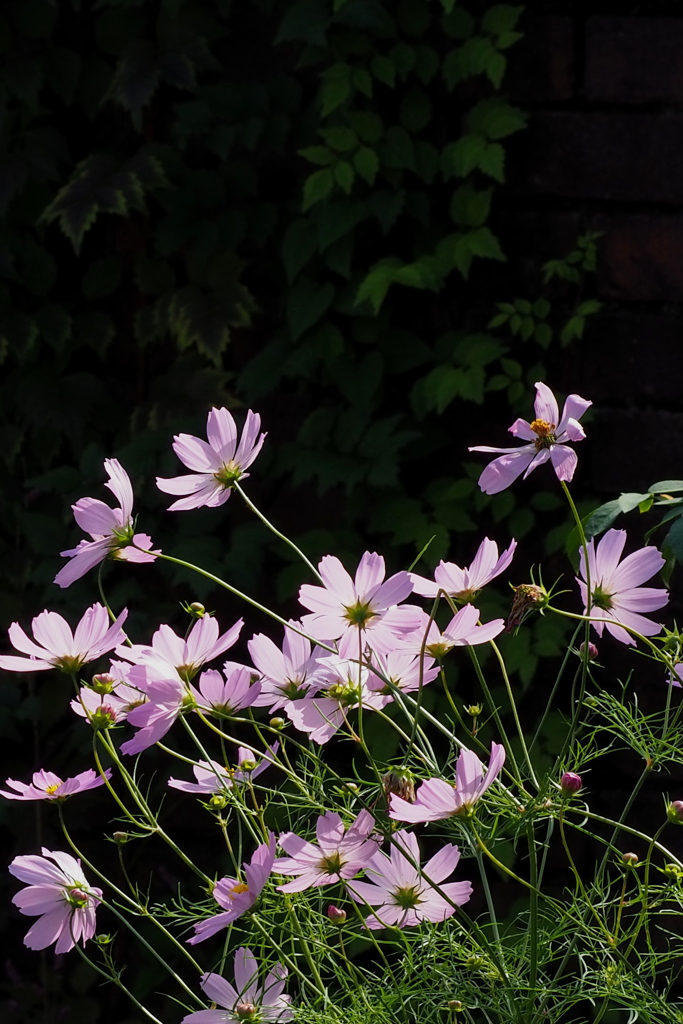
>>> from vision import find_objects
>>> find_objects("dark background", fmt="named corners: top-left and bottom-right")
top-left (1, 1), bottom-right (683, 1021)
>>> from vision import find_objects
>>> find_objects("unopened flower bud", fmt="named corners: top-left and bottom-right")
top-left (383, 769), bottom-right (415, 803)
top-left (91, 673), bottom-right (115, 694)
top-left (189, 602), bottom-right (206, 617)
top-left (664, 863), bottom-right (682, 881)
top-left (90, 704), bottom-right (118, 730)
top-left (560, 772), bottom-right (582, 796)
top-left (668, 800), bottom-right (683, 823)
top-left (235, 1001), bottom-right (257, 1020)
top-left (622, 852), bottom-right (639, 868)
top-left (465, 704), bottom-right (483, 717)
top-left (345, 782), bottom-right (359, 792)
top-left (239, 758), bottom-right (257, 772)
top-left (113, 832), bottom-right (129, 844)
top-left (579, 641), bottom-right (599, 661)
top-left (327, 905), bottom-right (347, 924)
top-left (505, 583), bottom-right (547, 632)
top-left (94, 933), bottom-right (113, 946)
top-left (269, 717), bottom-right (286, 730)
top-left (210, 794), bottom-right (229, 809)
top-left (447, 1001), bottom-right (463, 1012)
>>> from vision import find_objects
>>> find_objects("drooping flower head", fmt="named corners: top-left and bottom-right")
top-left (55, 459), bottom-right (157, 588)
top-left (0, 604), bottom-right (127, 674)
top-left (389, 743), bottom-right (506, 823)
top-left (275, 809), bottom-right (377, 892)
top-left (1, 768), bottom-right (111, 802)
top-left (399, 604), bottom-right (505, 659)
top-left (168, 744), bottom-right (278, 795)
top-left (299, 551), bottom-right (421, 654)
top-left (157, 407), bottom-right (266, 511)
top-left (348, 830), bottom-right (472, 930)
top-left (410, 538), bottom-right (517, 602)
top-left (181, 948), bottom-right (292, 1023)
top-left (469, 382), bottom-right (591, 494)
top-left (9, 848), bottom-right (103, 954)
top-left (187, 835), bottom-right (276, 944)
top-left (577, 529), bottom-right (668, 645)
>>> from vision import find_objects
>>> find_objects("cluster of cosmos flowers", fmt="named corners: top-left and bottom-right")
top-left (2, 385), bottom-right (674, 1023)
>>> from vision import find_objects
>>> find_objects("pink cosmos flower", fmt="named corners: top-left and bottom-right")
top-left (187, 835), bottom-right (276, 944)
top-left (9, 848), bottom-right (103, 954)
top-left (366, 649), bottom-right (440, 696)
top-left (298, 551), bottom-right (422, 655)
top-left (157, 407), bottom-right (266, 511)
top-left (117, 615), bottom-right (243, 682)
top-left (389, 743), bottom-right (506, 823)
top-left (181, 948), bottom-right (292, 1023)
top-left (1, 768), bottom-right (112, 802)
top-left (469, 382), bottom-right (592, 494)
top-left (55, 459), bottom-right (157, 588)
top-left (399, 604), bottom-right (505, 658)
top-left (348, 830), bottom-right (472, 930)
top-left (71, 661), bottom-right (145, 727)
top-left (577, 529), bottom-right (668, 645)
top-left (284, 655), bottom-right (388, 744)
top-left (0, 604), bottom-right (127, 674)
top-left (410, 538), bottom-right (517, 601)
top-left (168, 744), bottom-right (278, 795)
top-left (248, 621), bottom-right (328, 712)
top-left (275, 810), bottom-right (377, 893)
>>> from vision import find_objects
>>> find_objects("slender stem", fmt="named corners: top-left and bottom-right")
top-left (468, 646), bottom-right (523, 786)
top-left (234, 481), bottom-right (323, 581)
top-left (489, 639), bottom-right (539, 788)
top-left (72, 942), bottom-right (166, 1024)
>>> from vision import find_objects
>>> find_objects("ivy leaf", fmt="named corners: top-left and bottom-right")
top-left (275, 0), bottom-right (331, 46)
top-left (441, 135), bottom-right (486, 179)
top-left (482, 4), bottom-right (524, 35)
top-left (314, 200), bottom-right (365, 251)
top-left (355, 258), bottom-right (402, 314)
top-left (354, 147), bottom-right (379, 185)
top-left (333, 160), bottom-right (355, 194)
top-left (450, 183), bottom-right (493, 227)
top-left (367, 189), bottom-right (406, 233)
top-left (382, 126), bottom-right (415, 170)
top-left (348, 111), bottom-right (383, 144)
top-left (110, 39), bottom-right (160, 130)
top-left (318, 127), bottom-right (357, 152)
top-left (302, 168), bottom-right (334, 212)
top-left (352, 68), bottom-right (373, 97)
top-left (370, 54), bottom-right (396, 87)
top-left (299, 146), bottom-right (336, 166)
top-left (467, 98), bottom-right (528, 140)
top-left (319, 63), bottom-right (352, 116)
top-left (286, 277), bottom-right (335, 341)
top-left (478, 142), bottom-right (505, 181)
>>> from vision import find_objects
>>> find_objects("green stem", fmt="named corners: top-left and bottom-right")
top-left (489, 638), bottom-right (539, 788)
top-left (234, 481), bottom-right (323, 581)
top-left (468, 646), bottom-right (523, 786)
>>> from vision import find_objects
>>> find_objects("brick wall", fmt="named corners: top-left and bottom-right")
top-left (502, 13), bottom-right (683, 495)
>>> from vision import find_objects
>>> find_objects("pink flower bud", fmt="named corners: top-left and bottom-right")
top-left (560, 772), bottom-right (582, 795)
top-left (579, 641), bottom-right (599, 660)
top-left (622, 851), bottom-right (639, 867)
top-left (327, 905), bottom-right (347, 924)
top-left (667, 800), bottom-right (683, 823)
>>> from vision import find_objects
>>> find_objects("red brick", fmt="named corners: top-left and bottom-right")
top-left (586, 17), bottom-right (683, 104)
top-left (580, 314), bottom-right (683, 405)
top-left (511, 112), bottom-right (683, 202)
top-left (595, 215), bottom-right (683, 301)
top-left (507, 16), bottom-right (574, 101)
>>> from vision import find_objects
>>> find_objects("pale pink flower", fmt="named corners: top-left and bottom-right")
top-left (9, 848), bottom-right (102, 954)
top-left (71, 661), bottom-right (145, 726)
top-left (0, 604), bottom-right (127, 674)
top-left (55, 459), bottom-right (157, 588)
top-left (248, 621), bottom-right (328, 712)
top-left (366, 649), bottom-right (439, 696)
top-left (284, 655), bottom-right (387, 744)
top-left (1, 768), bottom-right (111, 801)
top-left (469, 382), bottom-right (591, 494)
top-left (298, 551), bottom-right (421, 654)
top-left (389, 743), bottom-right (506, 823)
top-left (577, 529), bottom-right (668, 645)
top-left (188, 835), bottom-right (276, 944)
top-left (410, 538), bottom-right (517, 601)
top-left (181, 948), bottom-right (292, 1023)
top-left (399, 604), bottom-right (505, 658)
top-left (348, 830), bottom-right (472, 930)
top-left (117, 615), bottom-right (243, 682)
top-left (275, 810), bottom-right (377, 892)
top-left (168, 744), bottom-right (278, 795)
top-left (157, 407), bottom-right (266, 511)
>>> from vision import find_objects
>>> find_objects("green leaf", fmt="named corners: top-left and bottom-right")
top-left (468, 98), bottom-right (528, 140)
top-left (649, 481), bottom-right (683, 494)
top-left (318, 127), bottom-right (358, 152)
top-left (576, 298), bottom-right (602, 316)
top-left (560, 315), bottom-right (585, 345)
top-left (393, 259), bottom-right (441, 291)
top-left (281, 219), bottom-right (318, 284)
top-left (319, 63), bottom-right (352, 117)
top-left (397, 0), bottom-right (430, 37)
top-left (443, 38), bottom-right (502, 89)
top-left (314, 200), bottom-right (366, 251)
top-left (275, 0), bottom-right (330, 46)
top-left (534, 322), bottom-right (553, 347)
top-left (462, 226), bottom-right (506, 260)
top-left (371, 54), bottom-right (396, 87)
top-left (354, 147), bottom-right (380, 185)
top-left (367, 190), bottom-right (406, 234)
top-left (299, 145), bottom-right (336, 166)
top-left (479, 142), bottom-right (505, 181)
top-left (302, 168), bottom-right (334, 211)
top-left (443, 7), bottom-right (475, 38)
top-left (389, 43), bottom-right (416, 79)
top-left (348, 111), bottom-right (383, 144)
top-left (532, 297), bottom-right (550, 318)
top-left (482, 4), bottom-right (524, 35)
top-left (82, 256), bottom-right (122, 300)
top-left (414, 44), bottom-right (439, 84)
top-left (441, 135), bottom-right (486, 179)
top-left (382, 126), bottom-right (415, 170)
top-left (399, 89), bottom-right (432, 133)
top-left (110, 40), bottom-right (160, 130)
top-left (352, 68), bottom-right (373, 97)
top-left (354, 258), bottom-right (402, 314)
top-left (74, 310), bottom-right (115, 358)
top-left (449, 183), bottom-right (493, 227)
top-left (34, 305), bottom-right (71, 352)
top-left (333, 160), bottom-right (355, 194)
top-left (664, 516), bottom-right (683, 569)
top-left (286, 277), bottom-right (335, 340)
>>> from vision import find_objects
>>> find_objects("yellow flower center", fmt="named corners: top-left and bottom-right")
top-left (230, 882), bottom-right (249, 896)
top-left (529, 419), bottom-right (557, 450)
top-left (44, 783), bottom-right (62, 795)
